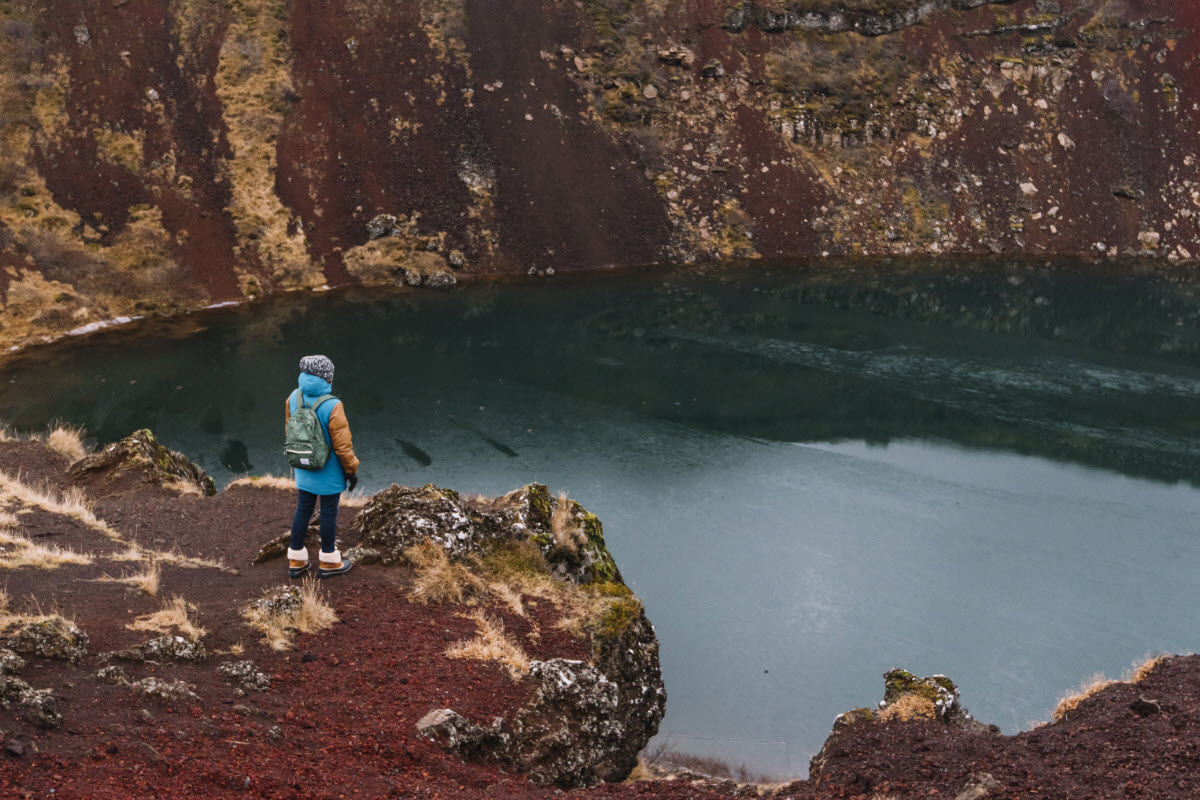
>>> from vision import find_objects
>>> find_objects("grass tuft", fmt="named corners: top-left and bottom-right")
top-left (46, 423), bottom-right (87, 463)
top-left (97, 558), bottom-right (161, 595)
top-left (879, 694), bottom-right (936, 722)
top-left (243, 578), bottom-right (336, 651)
top-left (405, 540), bottom-right (485, 605)
top-left (1052, 673), bottom-right (1115, 722)
top-left (446, 611), bottom-right (530, 679)
top-left (1128, 654), bottom-right (1169, 684)
top-left (127, 594), bottom-right (206, 640)
top-left (227, 474), bottom-right (295, 491)
top-left (550, 492), bottom-right (585, 557)
top-left (0, 470), bottom-right (120, 540)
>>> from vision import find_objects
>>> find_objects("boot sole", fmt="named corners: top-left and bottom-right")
top-left (288, 566), bottom-right (310, 579)
top-left (318, 563), bottom-right (353, 579)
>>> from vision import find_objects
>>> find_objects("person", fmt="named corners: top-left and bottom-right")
top-left (285, 355), bottom-right (358, 579)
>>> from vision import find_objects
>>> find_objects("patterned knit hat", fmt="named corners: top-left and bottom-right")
top-left (299, 355), bottom-right (335, 384)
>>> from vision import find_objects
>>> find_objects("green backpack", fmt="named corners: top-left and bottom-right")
top-left (285, 389), bottom-right (336, 470)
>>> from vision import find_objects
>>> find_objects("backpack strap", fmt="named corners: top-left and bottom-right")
top-left (310, 394), bottom-right (336, 413)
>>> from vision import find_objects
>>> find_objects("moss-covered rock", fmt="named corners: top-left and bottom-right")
top-left (68, 429), bottom-right (216, 496)
top-left (882, 668), bottom-right (960, 720)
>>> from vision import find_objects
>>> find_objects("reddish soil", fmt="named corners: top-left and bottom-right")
top-left (1, 436), bottom-right (1198, 799)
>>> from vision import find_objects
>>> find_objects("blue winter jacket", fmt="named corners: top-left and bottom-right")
top-left (287, 373), bottom-right (353, 496)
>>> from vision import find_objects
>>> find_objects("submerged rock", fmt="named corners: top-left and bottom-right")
top-left (69, 429), bottom-right (216, 496)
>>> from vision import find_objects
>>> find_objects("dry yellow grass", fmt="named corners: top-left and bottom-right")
top-left (163, 478), bottom-right (206, 497)
top-left (1052, 673), bottom-right (1115, 722)
top-left (127, 595), bottom-right (207, 641)
top-left (0, 511), bottom-right (92, 569)
top-left (446, 611), bottom-right (530, 679)
top-left (46, 424), bottom-right (87, 463)
top-left (215, 0), bottom-right (319, 290)
top-left (0, 471), bottom-right (120, 540)
top-left (106, 543), bottom-right (224, 571)
top-left (243, 578), bottom-right (337, 651)
top-left (98, 558), bottom-right (161, 595)
top-left (405, 540), bottom-right (485, 604)
top-left (227, 474), bottom-right (295, 491)
top-left (1128, 654), bottom-right (1169, 684)
top-left (550, 492), bottom-right (585, 556)
top-left (879, 694), bottom-right (937, 722)
top-left (0, 588), bottom-right (80, 636)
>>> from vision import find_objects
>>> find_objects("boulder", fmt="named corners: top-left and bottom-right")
top-left (0, 648), bottom-right (25, 675)
top-left (113, 635), bottom-right (207, 663)
top-left (0, 677), bottom-right (61, 729)
top-left (218, 660), bottom-right (271, 693)
top-left (5, 619), bottom-right (88, 663)
top-left (131, 677), bottom-right (199, 704)
top-left (69, 429), bottom-right (216, 496)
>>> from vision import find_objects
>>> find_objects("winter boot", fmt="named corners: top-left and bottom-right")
top-left (318, 549), bottom-right (353, 579)
top-left (287, 547), bottom-right (310, 579)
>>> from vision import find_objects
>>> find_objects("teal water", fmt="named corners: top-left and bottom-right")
top-left (2, 260), bottom-right (1199, 777)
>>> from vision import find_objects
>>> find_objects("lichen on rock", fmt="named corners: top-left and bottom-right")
top-left (131, 676), bottom-right (200, 704)
top-left (68, 429), bottom-right (216, 496)
top-left (218, 660), bottom-right (271, 693)
top-left (4, 619), bottom-right (89, 663)
top-left (113, 635), bottom-right (207, 664)
top-left (0, 677), bottom-right (61, 729)
top-left (0, 648), bottom-right (26, 676)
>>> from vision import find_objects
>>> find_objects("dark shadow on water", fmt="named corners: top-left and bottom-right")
top-left (1, 257), bottom-right (1198, 485)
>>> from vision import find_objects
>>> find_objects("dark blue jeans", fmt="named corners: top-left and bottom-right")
top-left (290, 490), bottom-right (340, 553)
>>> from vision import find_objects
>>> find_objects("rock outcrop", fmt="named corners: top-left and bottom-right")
top-left (358, 483), bottom-right (664, 787)
top-left (349, 483), bottom-right (621, 585)
top-left (0, 0), bottom-right (1196, 350)
top-left (810, 668), bottom-right (1000, 783)
top-left (68, 429), bottom-right (216, 497)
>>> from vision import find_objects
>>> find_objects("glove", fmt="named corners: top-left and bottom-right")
top-left (347, 474), bottom-right (358, 491)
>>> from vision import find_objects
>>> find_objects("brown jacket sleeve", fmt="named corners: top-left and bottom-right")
top-left (326, 402), bottom-right (360, 475)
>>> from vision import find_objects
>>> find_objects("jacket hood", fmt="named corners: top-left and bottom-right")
top-left (298, 372), bottom-right (333, 397)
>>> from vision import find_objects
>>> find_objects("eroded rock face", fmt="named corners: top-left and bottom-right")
top-left (369, 483), bottom-right (663, 787)
top-left (420, 638), bottom-right (665, 787)
top-left (69, 429), bottom-right (216, 496)
top-left (393, 484), bottom-right (667, 786)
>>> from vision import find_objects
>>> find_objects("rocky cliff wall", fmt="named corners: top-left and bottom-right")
top-left (0, 0), bottom-right (1195, 349)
